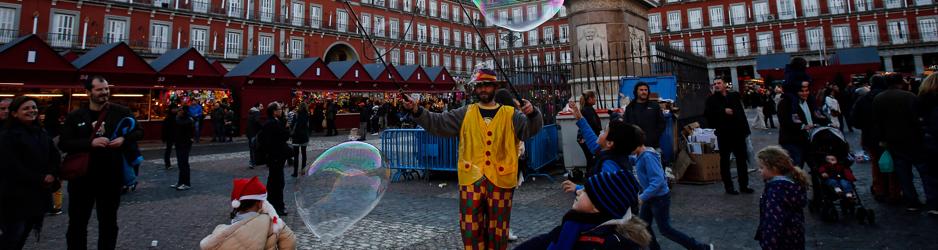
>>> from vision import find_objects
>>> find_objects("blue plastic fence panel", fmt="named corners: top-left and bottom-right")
top-left (525, 125), bottom-right (560, 171)
top-left (618, 76), bottom-right (678, 107)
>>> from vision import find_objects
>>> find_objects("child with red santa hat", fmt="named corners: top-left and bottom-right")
top-left (200, 176), bottom-right (296, 250)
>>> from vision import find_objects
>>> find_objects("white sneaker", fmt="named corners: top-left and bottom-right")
top-left (176, 185), bottom-right (191, 191)
top-left (507, 230), bottom-right (518, 241)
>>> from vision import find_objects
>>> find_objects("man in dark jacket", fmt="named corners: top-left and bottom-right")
top-left (624, 82), bottom-right (665, 149)
top-left (246, 103), bottom-right (263, 168)
top-left (211, 102), bottom-right (225, 142)
top-left (852, 75), bottom-right (901, 203)
top-left (873, 74), bottom-right (928, 211)
top-left (705, 78), bottom-right (753, 195)
top-left (161, 104), bottom-right (178, 169)
top-left (325, 100), bottom-right (338, 136)
top-left (358, 101), bottom-right (372, 141)
top-left (260, 102), bottom-right (291, 215)
top-left (59, 76), bottom-right (143, 250)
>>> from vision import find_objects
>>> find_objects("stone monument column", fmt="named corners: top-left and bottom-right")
top-left (564, 0), bottom-right (656, 109)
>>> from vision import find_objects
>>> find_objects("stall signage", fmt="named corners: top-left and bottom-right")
top-left (316, 67), bottom-right (321, 76)
top-left (270, 65), bottom-right (276, 74)
top-left (27, 51), bottom-right (36, 63)
top-left (188, 60), bottom-right (195, 70)
top-left (117, 56), bottom-right (125, 67)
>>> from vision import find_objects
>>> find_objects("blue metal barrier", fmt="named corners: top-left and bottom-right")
top-left (381, 124), bottom-right (559, 182)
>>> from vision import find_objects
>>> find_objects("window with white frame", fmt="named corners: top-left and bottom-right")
top-left (431, 53), bottom-right (439, 66)
top-left (888, 20), bottom-right (909, 44)
top-left (802, 0), bottom-right (819, 17)
top-left (444, 55), bottom-right (451, 68)
top-left (544, 52), bottom-right (554, 64)
top-left (648, 14), bottom-right (661, 33)
top-left (919, 18), bottom-right (938, 42)
top-left (418, 23), bottom-right (427, 42)
top-left (361, 14), bottom-right (371, 35)
top-left (290, 38), bottom-right (303, 59)
top-left (560, 51), bottom-right (571, 63)
top-left (405, 50), bottom-right (415, 64)
top-left (225, 31), bottom-right (242, 59)
top-left (669, 40), bottom-right (684, 52)
top-left (497, 32), bottom-right (507, 49)
top-left (442, 28), bottom-right (450, 45)
top-left (472, 11), bottom-right (480, 26)
top-left (437, 2), bottom-right (447, 19)
top-left (431, 26), bottom-right (439, 44)
top-left (228, 0), bottom-right (242, 18)
top-left (245, 0), bottom-right (253, 19)
top-left (829, 0), bottom-right (846, 15)
top-left (753, 2), bottom-right (770, 22)
top-left (544, 26), bottom-right (554, 43)
top-left (530, 54), bottom-right (539, 67)
top-left (730, 4), bottom-right (747, 25)
top-left (855, 0), bottom-right (874, 11)
top-left (337, 10), bottom-right (349, 32)
top-left (192, 0), bottom-right (209, 13)
top-left (150, 22), bottom-right (170, 54)
top-left (528, 30), bottom-right (538, 46)
top-left (476, 34), bottom-right (482, 50)
top-left (292, 1), bottom-right (304, 26)
top-left (404, 21), bottom-right (412, 41)
top-left (734, 35), bottom-right (750, 56)
top-left (455, 55), bottom-right (462, 71)
top-left (50, 12), bottom-right (75, 48)
top-left (416, 0), bottom-right (425, 14)
top-left (917, 0), bottom-right (932, 6)
top-left (391, 49), bottom-right (400, 65)
top-left (390, 0), bottom-right (398, 9)
top-left (429, 0), bottom-right (438, 17)
top-left (419, 52), bottom-right (427, 66)
top-left (559, 24), bottom-right (569, 42)
top-left (465, 33), bottom-right (472, 48)
top-left (527, 5), bottom-right (538, 22)
top-left (310, 5), bottom-right (322, 28)
top-left (513, 55), bottom-right (524, 67)
top-left (832, 25), bottom-right (851, 48)
top-left (454, 30), bottom-right (461, 47)
top-left (709, 6), bottom-right (724, 27)
top-left (403, 0), bottom-right (411, 12)
top-left (688, 9), bottom-right (702, 29)
top-left (260, 0), bottom-right (273, 22)
top-left (105, 17), bottom-right (128, 43)
top-left (559, 5), bottom-right (567, 17)
top-left (757, 33), bottom-right (774, 54)
top-left (453, 6), bottom-right (460, 22)
top-left (859, 22), bottom-right (879, 46)
top-left (390, 19), bottom-right (399, 39)
top-left (667, 11), bottom-right (681, 31)
top-left (885, 0), bottom-right (903, 8)
top-left (465, 57), bottom-right (472, 71)
top-left (781, 30), bottom-right (798, 52)
top-left (191, 27), bottom-right (208, 52)
top-left (807, 27), bottom-right (824, 50)
top-left (374, 16), bottom-right (385, 37)
top-left (690, 39), bottom-right (706, 56)
top-left (712, 37), bottom-right (727, 58)
top-left (258, 34), bottom-right (274, 55)
top-left (512, 7), bottom-right (523, 25)
top-left (778, 0), bottom-right (796, 19)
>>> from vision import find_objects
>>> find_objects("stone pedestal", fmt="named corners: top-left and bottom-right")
top-left (565, 0), bottom-right (656, 109)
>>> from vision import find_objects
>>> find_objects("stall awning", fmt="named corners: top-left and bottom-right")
top-left (361, 63), bottom-right (404, 92)
top-left (150, 48), bottom-right (223, 89)
top-left (225, 54), bottom-right (295, 87)
top-left (755, 53), bottom-right (791, 71)
top-left (327, 60), bottom-right (369, 84)
top-left (829, 47), bottom-right (880, 65)
top-left (72, 42), bottom-right (156, 87)
top-left (424, 66), bottom-right (456, 92)
top-left (396, 65), bottom-right (432, 91)
top-left (287, 57), bottom-right (338, 88)
top-left (209, 60), bottom-right (229, 75)
top-left (0, 35), bottom-right (77, 86)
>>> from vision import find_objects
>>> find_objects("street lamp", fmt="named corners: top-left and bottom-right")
top-left (500, 30), bottom-right (522, 69)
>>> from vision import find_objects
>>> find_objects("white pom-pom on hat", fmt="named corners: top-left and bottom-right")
top-left (231, 199), bottom-right (241, 209)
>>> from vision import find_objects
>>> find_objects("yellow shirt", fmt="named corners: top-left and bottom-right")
top-left (457, 104), bottom-right (519, 188)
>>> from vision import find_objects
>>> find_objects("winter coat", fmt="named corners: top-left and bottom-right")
top-left (0, 122), bottom-right (61, 220)
top-left (359, 105), bottom-right (373, 123)
top-left (580, 105), bottom-right (602, 137)
top-left (212, 107), bottom-right (227, 125)
top-left (873, 88), bottom-right (925, 159)
top-left (525, 211), bottom-right (645, 250)
top-left (818, 163), bottom-right (856, 182)
top-left (247, 108), bottom-right (262, 138)
top-left (291, 111), bottom-right (310, 144)
top-left (59, 104), bottom-right (143, 187)
top-left (161, 113), bottom-right (176, 143)
top-left (852, 85), bottom-right (886, 150)
top-left (260, 118), bottom-right (291, 161)
top-left (921, 93), bottom-right (938, 163)
top-left (326, 103), bottom-right (338, 120)
top-left (624, 101), bottom-right (665, 147)
top-left (776, 96), bottom-right (815, 146)
top-left (175, 115), bottom-right (196, 144)
top-left (704, 91), bottom-right (751, 139)
top-left (763, 93), bottom-right (777, 116)
top-left (756, 176), bottom-right (807, 250)
top-left (199, 213), bottom-right (296, 250)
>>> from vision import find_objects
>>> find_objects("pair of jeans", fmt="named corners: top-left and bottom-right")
top-left (176, 142), bottom-right (192, 186)
top-left (824, 178), bottom-right (855, 194)
top-left (718, 135), bottom-right (750, 191)
top-left (162, 141), bottom-right (175, 167)
top-left (293, 145), bottom-right (307, 176)
top-left (892, 151), bottom-right (938, 208)
top-left (247, 136), bottom-right (257, 166)
top-left (0, 218), bottom-right (38, 250)
top-left (213, 122), bottom-right (225, 142)
top-left (640, 193), bottom-right (708, 250)
top-left (193, 119), bottom-right (201, 142)
top-left (359, 122), bottom-right (369, 140)
top-left (67, 179), bottom-right (122, 250)
top-left (267, 158), bottom-right (287, 215)
top-left (326, 118), bottom-right (337, 136)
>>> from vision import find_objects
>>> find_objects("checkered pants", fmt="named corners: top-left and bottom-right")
top-left (459, 178), bottom-right (514, 250)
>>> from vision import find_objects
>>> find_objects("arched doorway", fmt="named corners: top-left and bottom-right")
top-left (324, 42), bottom-right (359, 62)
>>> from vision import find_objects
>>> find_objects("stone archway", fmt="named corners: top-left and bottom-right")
top-left (323, 42), bottom-right (359, 62)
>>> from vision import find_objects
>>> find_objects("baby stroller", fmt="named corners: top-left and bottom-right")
top-left (805, 127), bottom-right (875, 224)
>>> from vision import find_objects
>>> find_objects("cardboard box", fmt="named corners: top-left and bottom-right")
top-left (681, 153), bottom-right (722, 183)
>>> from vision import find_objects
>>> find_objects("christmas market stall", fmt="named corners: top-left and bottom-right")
top-left (0, 35), bottom-right (77, 121)
top-left (149, 47), bottom-right (228, 139)
top-left (224, 54), bottom-right (297, 134)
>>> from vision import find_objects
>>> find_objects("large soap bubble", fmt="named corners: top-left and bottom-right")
top-left (474, 0), bottom-right (565, 32)
top-left (295, 141), bottom-right (389, 242)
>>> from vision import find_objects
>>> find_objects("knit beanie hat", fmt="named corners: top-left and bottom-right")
top-left (584, 171), bottom-right (642, 219)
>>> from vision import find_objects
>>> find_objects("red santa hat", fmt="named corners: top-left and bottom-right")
top-left (230, 176), bottom-right (285, 233)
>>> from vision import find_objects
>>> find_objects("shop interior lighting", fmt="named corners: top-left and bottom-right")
top-left (72, 93), bottom-right (88, 97)
top-left (24, 94), bottom-right (63, 97)
top-left (0, 83), bottom-right (25, 86)
top-left (0, 94), bottom-right (14, 97)
top-left (113, 94), bottom-right (144, 97)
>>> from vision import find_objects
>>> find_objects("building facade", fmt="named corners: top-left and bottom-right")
top-left (647, 0), bottom-right (938, 87)
top-left (0, 0), bottom-right (571, 78)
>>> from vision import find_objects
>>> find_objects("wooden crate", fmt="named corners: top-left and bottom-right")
top-left (680, 153), bottom-right (722, 184)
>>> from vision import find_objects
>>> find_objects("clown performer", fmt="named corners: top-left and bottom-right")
top-left (403, 68), bottom-right (543, 250)
top-left (199, 176), bottom-right (296, 250)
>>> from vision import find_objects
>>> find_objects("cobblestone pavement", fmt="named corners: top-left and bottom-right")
top-left (23, 124), bottom-right (938, 249)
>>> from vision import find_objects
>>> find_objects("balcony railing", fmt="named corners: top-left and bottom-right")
top-left (697, 34), bottom-right (938, 61)
top-left (0, 29), bottom-right (18, 44)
